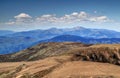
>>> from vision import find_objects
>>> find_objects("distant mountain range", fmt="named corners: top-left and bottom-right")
top-left (0, 30), bottom-right (14, 36)
top-left (40, 35), bottom-right (120, 44)
top-left (0, 26), bottom-right (120, 54)
top-left (5, 26), bottom-right (120, 38)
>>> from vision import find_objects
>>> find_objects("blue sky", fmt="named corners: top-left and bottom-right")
top-left (0, 0), bottom-right (120, 31)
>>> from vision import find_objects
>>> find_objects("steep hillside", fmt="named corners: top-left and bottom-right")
top-left (71, 47), bottom-right (120, 65)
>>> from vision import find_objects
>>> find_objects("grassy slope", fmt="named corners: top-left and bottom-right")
top-left (0, 42), bottom-right (120, 78)
top-left (0, 42), bottom-right (90, 62)
top-left (0, 55), bottom-right (120, 78)
top-left (0, 42), bottom-right (120, 65)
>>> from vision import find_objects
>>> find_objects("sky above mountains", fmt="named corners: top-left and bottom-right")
top-left (0, 0), bottom-right (120, 31)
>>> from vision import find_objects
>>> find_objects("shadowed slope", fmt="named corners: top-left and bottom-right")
top-left (0, 42), bottom-right (90, 62)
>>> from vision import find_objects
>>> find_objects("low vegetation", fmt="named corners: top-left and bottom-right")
top-left (0, 42), bottom-right (120, 66)
top-left (71, 47), bottom-right (120, 65)
top-left (0, 42), bottom-right (120, 78)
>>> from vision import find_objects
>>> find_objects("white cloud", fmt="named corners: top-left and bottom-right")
top-left (36, 14), bottom-right (58, 24)
top-left (13, 13), bottom-right (33, 24)
top-left (6, 11), bottom-right (110, 26)
top-left (14, 13), bottom-right (32, 19)
top-left (89, 16), bottom-right (108, 22)
top-left (97, 16), bottom-right (108, 21)
top-left (59, 11), bottom-right (88, 23)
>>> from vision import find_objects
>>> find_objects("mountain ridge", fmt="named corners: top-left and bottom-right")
top-left (0, 30), bottom-right (14, 36)
top-left (1, 26), bottom-right (120, 38)
top-left (39, 35), bottom-right (120, 44)
top-left (0, 26), bottom-right (120, 54)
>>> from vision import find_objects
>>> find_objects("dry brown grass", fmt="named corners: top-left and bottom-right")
top-left (0, 55), bottom-right (120, 78)
top-left (71, 47), bottom-right (120, 65)
top-left (0, 43), bottom-right (120, 78)
top-left (0, 42), bottom-right (90, 62)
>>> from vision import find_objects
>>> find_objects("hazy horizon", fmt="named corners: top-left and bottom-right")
top-left (1, 26), bottom-right (120, 32)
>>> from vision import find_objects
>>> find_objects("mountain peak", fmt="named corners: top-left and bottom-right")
top-left (72, 26), bottom-right (86, 30)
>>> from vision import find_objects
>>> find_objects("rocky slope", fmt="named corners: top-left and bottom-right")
top-left (71, 44), bottom-right (120, 65)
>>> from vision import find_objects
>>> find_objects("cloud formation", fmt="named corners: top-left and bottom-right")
top-left (14, 13), bottom-right (32, 19)
top-left (7, 13), bottom-right (33, 25)
top-left (6, 11), bottom-right (110, 25)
